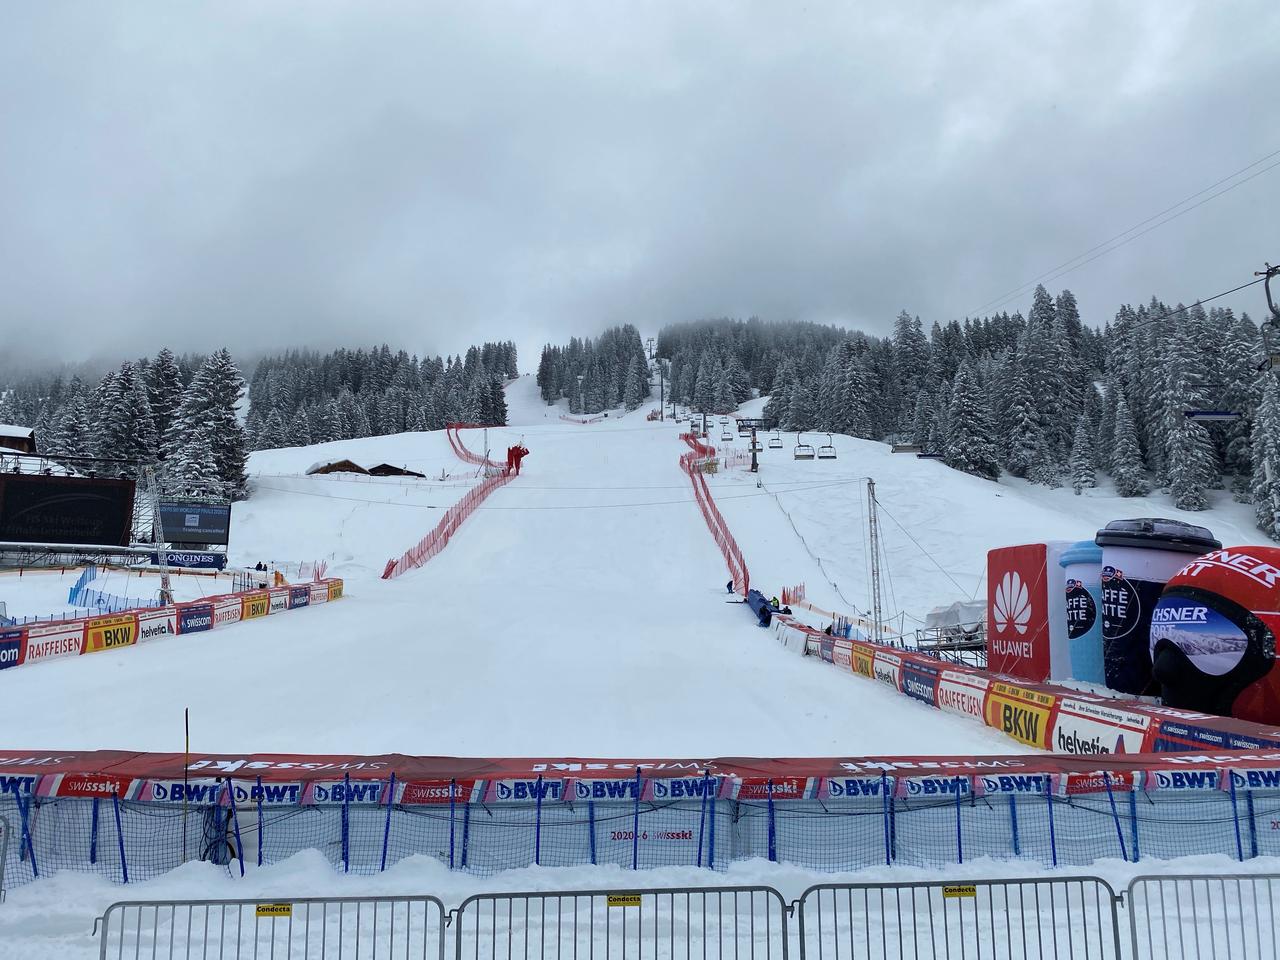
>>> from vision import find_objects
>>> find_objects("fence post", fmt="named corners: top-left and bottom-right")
top-left (341, 773), bottom-right (351, 874)
top-left (14, 793), bottom-right (36, 878)
top-left (447, 777), bottom-right (456, 869)
top-left (954, 777), bottom-right (964, 864)
top-left (1230, 776), bottom-right (1245, 862)
top-left (461, 802), bottom-right (471, 869)
top-left (767, 779), bottom-right (777, 863)
top-left (255, 776), bottom-right (264, 868)
top-left (588, 800), bottom-right (597, 865)
top-left (224, 781), bottom-right (244, 878)
top-left (1008, 795), bottom-right (1020, 856)
top-left (111, 791), bottom-right (129, 883)
top-left (1102, 773), bottom-right (1129, 862)
top-left (90, 796), bottom-right (99, 865)
top-left (696, 772), bottom-right (710, 868)
top-left (880, 772), bottom-right (891, 866)
top-left (631, 768), bottom-right (642, 870)
top-left (708, 789), bottom-right (717, 870)
top-left (534, 774), bottom-right (544, 866)
top-left (1044, 776), bottom-right (1057, 867)
top-left (381, 772), bottom-right (397, 872)
top-left (1247, 789), bottom-right (1259, 859)
top-left (1128, 790), bottom-right (1140, 862)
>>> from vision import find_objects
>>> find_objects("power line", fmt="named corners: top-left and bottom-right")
top-left (1123, 275), bottom-right (1267, 335)
top-left (969, 148), bottom-right (1280, 317)
top-left (250, 476), bottom-right (869, 512)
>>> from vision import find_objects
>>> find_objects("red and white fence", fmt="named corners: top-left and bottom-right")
top-left (382, 425), bottom-right (515, 579)
top-left (679, 433), bottom-right (749, 596)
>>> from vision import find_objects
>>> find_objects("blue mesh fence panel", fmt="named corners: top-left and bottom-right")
top-left (8, 789), bottom-right (1280, 888)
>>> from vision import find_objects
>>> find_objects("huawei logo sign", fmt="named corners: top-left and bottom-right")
top-left (994, 571), bottom-right (1032, 635)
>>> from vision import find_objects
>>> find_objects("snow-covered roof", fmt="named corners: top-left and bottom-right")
top-left (0, 423), bottom-right (34, 439)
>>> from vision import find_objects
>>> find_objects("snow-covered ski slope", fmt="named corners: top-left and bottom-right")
top-left (713, 396), bottom-right (1269, 631)
top-left (2, 376), bottom-right (1269, 759)
top-left (0, 377), bottom-right (1015, 757)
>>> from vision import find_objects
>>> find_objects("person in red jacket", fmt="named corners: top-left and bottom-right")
top-left (505, 445), bottom-right (516, 474)
top-left (511, 444), bottom-right (529, 475)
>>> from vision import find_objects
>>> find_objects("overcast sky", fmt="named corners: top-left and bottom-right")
top-left (2, 1), bottom-right (1277, 371)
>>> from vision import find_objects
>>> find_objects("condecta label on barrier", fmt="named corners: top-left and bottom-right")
top-left (942, 885), bottom-right (977, 899)
top-left (255, 903), bottom-right (292, 918)
top-left (607, 895), bottom-right (642, 908)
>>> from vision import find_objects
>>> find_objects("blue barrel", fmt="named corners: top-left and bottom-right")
top-left (1059, 540), bottom-right (1104, 684)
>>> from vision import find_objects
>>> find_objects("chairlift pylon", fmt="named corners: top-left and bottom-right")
top-left (794, 433), bottom-right (816, 461)
top-left (817, 433), bottom-right (837, 460)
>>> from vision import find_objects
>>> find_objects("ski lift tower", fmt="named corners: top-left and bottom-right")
top-left (141, 465), bottom-right (174, 605)
top-left (866, 479), bottom-right (884, 643)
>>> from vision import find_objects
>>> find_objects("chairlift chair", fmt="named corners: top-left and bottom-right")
top-left (719, 416), bottom-right (730, 426)
top-left (768, 430), bottom-right (783, 449)
top-left (1184, 410), bottom-right (1242, 422)
top-left (794, 434), bottom-right (816, 461)
top-left (817, 433), bottom-right (837, 460)
top-left (721, 429), bottom-right (733, 442)
top-left (750, 439), bottom-right (764, 452)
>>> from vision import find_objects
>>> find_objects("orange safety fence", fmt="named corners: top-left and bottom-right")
top-left (679, 433), bottom-right (749, 596)
top-left (445, 422), bottom-right (505, 470)
top-left (382, 425), bottom-right (515, 578)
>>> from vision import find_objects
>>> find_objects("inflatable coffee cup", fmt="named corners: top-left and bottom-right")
top-left (1060, 540), bottom-right (1105, 685)
top-left (1095, 518), bottom-right (1221, 695)
top-left (1151, 545), bottom-right (1280, 724)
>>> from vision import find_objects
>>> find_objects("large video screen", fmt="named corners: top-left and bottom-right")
top-left (159, 502), bottom-right (232, 546)
top-left (0, 475), bottom-right (136, 546)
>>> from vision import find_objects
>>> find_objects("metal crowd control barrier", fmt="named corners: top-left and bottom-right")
top-left (1127, 873), bottom-right (1280, 960)
top-left (454, 886), bottom-right (789, 960)
top-left (796, 877), bottom-right (1121, 960)
top-left (95, 895), bottom-right (447, 960)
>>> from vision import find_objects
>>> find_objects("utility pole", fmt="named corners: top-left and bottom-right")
top-left (750, 427), bottom-right (759, 473)
top-left (866, 478), bottom-right (883, 643)
top-left (659, 363), bottom-right (665, 421)
top-left (646, 337), bottom-right (655, 359)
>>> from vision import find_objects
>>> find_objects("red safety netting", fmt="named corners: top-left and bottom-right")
top-left (679, 433), bottom-right (749, 596)
top-left (445, 423), bottom-right (505, 470)
top-left (382, 426), bottom-right (513, 579)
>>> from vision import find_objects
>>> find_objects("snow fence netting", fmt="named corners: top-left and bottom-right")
top-left (680, 433), bottom-right (749, 595)
top-left (382, 425), bottom-right (513, 578)
top-left (4, 752), bottom-right (1280, 886)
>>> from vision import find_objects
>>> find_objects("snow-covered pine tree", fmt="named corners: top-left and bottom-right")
top-left (623, 356), bottom-right (647, 411)
top-left (1003, 355), bottom-right (1044, 478)
top-left (1220, 312), bottom-right (1262, 497)
top-left (726, 354), bottom-right (751, 404)
top-left (146, 348), bottom-right (184, 457)
top-left (174, 350), bottom-right (248, 495)
top-left (1251, 376), bottom-right (1280, 539)
top-left (288, 409), bottom-right (312, 446)
top-left (259, 408), bottom-right (287, 449)
top-left (910, 391), bottom-right (934, 447)
top-left (1069, 420), bottom-right (1096, 494)
top-left (943, 362), bottom-right (999, 480)
top-left (1111, 395), bottom-right (1150, 497)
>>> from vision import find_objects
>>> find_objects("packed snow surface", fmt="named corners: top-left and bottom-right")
top-left (0, 378), bottom-right (1015, 756)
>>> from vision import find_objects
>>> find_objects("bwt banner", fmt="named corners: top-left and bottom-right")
top-left (22, 748), bottom-right (1280, 805)
top-left (986, 543), bottom-right (1070, 682)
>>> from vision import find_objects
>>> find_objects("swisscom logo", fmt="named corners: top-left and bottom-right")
top-left (994, 571), bottom-right (1032, 635)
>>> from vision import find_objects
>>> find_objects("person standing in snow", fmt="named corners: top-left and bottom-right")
top-left (511, 444), bottom-right (529, 475)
